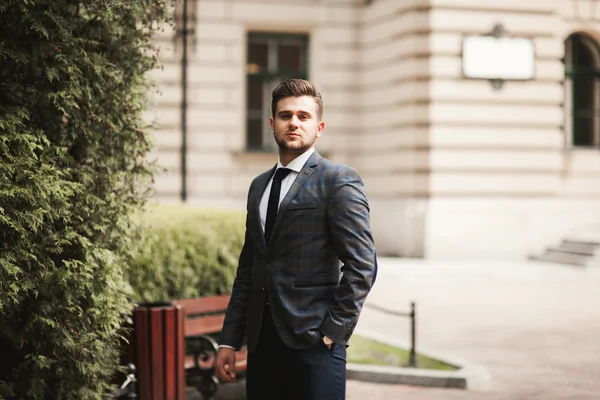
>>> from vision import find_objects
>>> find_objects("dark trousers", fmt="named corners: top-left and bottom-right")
top-left (246, 305), bottom-right (346, 400)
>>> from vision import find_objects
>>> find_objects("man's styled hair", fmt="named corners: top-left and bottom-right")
top-left (271, 79), bottom-right (324, 121)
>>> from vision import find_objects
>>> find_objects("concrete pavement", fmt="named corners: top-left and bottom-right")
top-left (348, 258), bottom-right (600, 399)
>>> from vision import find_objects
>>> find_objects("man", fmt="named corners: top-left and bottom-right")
top-left (215, 78), bottom-right (377, 400)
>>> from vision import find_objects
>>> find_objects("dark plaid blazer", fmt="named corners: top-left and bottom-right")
top-left (220, 150), bottom-right (377, 352)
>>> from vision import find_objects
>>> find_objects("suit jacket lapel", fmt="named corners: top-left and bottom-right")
top-left (267, 151), bottom-right (321, 247)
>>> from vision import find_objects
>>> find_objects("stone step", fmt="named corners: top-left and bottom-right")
top-left (531, 251), bottom-right (591, 267)
top-left (551, 241), bottom-right (600, 256)
top-left (546, 246), bottom-right (595, 257)
top-left (563, 232), bottom-right (600, 245)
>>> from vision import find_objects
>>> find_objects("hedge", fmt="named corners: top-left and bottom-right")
top-left (126, 203), bottom-right (245, 303)
top-left (0, 1), bottom-right (171, 398)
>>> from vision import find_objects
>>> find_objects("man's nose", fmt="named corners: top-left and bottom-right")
top-left (289, 115), bottom-right (299, 128)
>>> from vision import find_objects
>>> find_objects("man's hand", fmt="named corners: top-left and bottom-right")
top-left (215, 347), bottom-right (237, 382)
top-left (322, 335), bottom-right (333, 350)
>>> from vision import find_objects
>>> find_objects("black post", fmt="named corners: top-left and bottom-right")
top-left (180, 0), bottom-right (189, 202)
top-left (409, 302), bottom-right (417, 367)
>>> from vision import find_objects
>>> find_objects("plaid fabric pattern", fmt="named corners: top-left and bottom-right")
top-left (220, 151), bottom-right (377, 351)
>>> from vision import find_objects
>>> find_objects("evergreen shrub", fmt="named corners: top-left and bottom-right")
top-left (0, 1), bottom-right (171, 398)
top-left (126, 204), bottom-right (245, 303)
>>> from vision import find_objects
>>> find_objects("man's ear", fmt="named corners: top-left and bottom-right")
top-left (316, 120), bottom-right (325, 138)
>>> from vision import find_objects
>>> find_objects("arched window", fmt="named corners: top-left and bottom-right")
top-left (565, 33), bottom-right (600, 148)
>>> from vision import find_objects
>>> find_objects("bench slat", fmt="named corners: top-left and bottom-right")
top-left (174, 294), bottom-right (250, 383)
top-left (185, 315), bottom-right (226, 336)
top-left (173, 295), bottom-right (231, 315)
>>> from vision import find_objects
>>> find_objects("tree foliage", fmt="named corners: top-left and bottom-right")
top-left (0, 1), bottom-right (171, 398)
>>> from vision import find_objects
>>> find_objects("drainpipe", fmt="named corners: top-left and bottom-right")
top-left (180, 0), bottom-right (189, 202)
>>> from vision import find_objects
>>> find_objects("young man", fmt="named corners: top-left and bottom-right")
top-left (215, 79), bottom-right (377, 400)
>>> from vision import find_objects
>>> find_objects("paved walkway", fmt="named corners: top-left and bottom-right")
top-left (206, 258), bottom-right (600, 400)
top-left (347, 258), bottom-right (600, 400)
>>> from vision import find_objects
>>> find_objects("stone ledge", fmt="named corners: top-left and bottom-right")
top-left (347, 328), bottom-right (491, 390)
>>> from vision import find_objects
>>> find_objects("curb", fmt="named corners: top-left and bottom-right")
top-left (347, 328), bottom-right (491, 390)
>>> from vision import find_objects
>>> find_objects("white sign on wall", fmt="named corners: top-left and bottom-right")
top-left (462, 35), bottom-right (535, 81)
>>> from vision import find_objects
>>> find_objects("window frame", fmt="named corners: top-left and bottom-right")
top-left (564, 33), bottom-right (600, 149)
top-left (245, 32), bottom-right (309, 152)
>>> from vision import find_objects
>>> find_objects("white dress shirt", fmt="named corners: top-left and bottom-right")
top-left (218, 147), bottom-right (315, 350)
top-left (258, 147), bottom-right (315, 234)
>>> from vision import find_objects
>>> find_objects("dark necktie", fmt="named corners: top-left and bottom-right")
top-left (264, 168), bottom-right (292, 244)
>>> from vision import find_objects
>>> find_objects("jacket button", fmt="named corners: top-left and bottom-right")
top-left (261, 287), bottom-right (265, 291)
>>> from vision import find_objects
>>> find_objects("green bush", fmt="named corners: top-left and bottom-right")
top-left (0, 1), bottom-right (171, 398)
top-left (126, 204), bottom-right (245, 303)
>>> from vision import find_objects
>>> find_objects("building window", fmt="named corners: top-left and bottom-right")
top-left (246, 32), bottom-right (309, 151)
top-left (565, 33), bottom-right (600, 148)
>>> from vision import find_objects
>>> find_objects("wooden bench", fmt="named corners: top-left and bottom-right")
top-left (125, 296), bottom-right (248, 400)
top-left (172, 295), bottom-right (248, 399)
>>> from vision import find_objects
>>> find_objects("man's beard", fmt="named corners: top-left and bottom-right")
top-left (274, 129), bottom-right (315, 154)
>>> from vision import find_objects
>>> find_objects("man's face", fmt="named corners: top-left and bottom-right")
top-left (270, 95), bottom-right (325, 156)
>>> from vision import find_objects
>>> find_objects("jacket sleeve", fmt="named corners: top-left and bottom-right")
top-left (219, 189), bottom-right (255, 350)
top-left (321, 166), bottom-right (378, 345)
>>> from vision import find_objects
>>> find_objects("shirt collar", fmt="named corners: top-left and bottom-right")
top-left (276, 147), bottom-right (315, 173)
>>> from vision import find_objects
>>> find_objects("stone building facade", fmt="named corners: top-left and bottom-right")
top-left (146, 0), bottom-right (600, 261)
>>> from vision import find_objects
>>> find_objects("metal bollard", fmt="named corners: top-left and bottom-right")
top-left (409, 302), bottom-right (418, 368)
